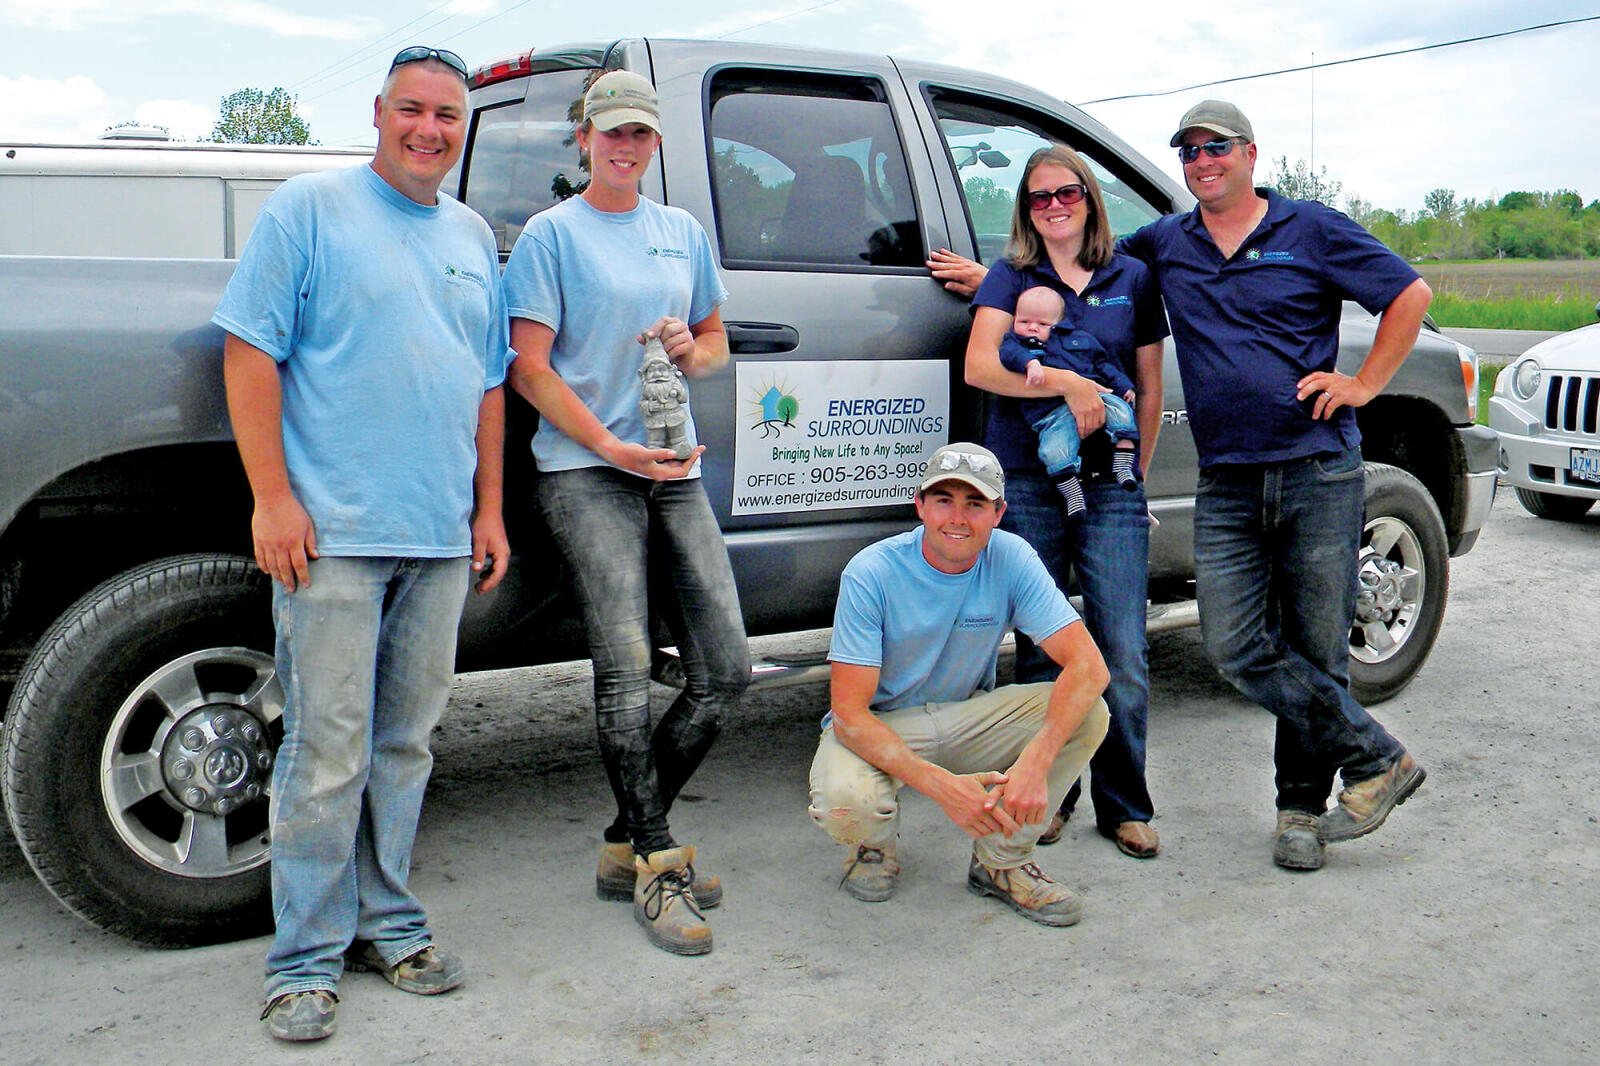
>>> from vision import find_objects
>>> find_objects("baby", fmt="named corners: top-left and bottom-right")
top-left (998, 286), bottom-right (1140, 517)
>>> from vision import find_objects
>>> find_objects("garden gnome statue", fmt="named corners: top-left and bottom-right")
top-left (639, 335), bottom-right (692, 460)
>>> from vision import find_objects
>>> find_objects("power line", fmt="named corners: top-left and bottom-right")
top-left (716, 0), bottom-right (848, 40)
top-left (288, 1), bottom-right (458, 93)
top-left (1080, 14), bottom-right (1600, 104)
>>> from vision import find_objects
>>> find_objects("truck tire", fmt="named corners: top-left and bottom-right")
top-left (1513, 487), bottom-right (1595, 521)
top-left (1348, 463), bottom-right (1450, 705)
top-left (1, 554), bottom-right (279, 947)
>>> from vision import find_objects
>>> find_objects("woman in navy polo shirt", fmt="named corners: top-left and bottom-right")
top-left (963, 145), bottom-right (1169, 858)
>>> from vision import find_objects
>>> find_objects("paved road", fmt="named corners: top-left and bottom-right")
top-left (1443, 326), bottom-right (1564, 360)
top-left (2, 492), bottom-right (1596, 1064)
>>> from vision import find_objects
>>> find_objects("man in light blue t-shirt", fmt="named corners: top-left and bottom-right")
top-left (809, 444), bottom-right (1110, 927)
top-left (214, 47), bottom-right (511, 1043)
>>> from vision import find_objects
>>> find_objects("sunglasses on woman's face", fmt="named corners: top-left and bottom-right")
top-left (1177, 138), bottom-right (1245, 164)
top-left (1024, 183), bottom-right (1087, 212)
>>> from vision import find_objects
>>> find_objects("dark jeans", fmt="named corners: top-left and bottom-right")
top-left (1193, 447), bottom-right (1403, 813)
top-left (1001, 467), bottom-right (1154, 829)
top-left (538, 467), bottom-right (750, 854)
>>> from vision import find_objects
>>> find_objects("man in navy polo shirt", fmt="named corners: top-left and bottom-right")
top-left (1119, 100), bottom-right (1432, 872)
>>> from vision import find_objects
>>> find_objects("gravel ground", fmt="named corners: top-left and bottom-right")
top-left (1, 492), bottom-right (1595, 1064)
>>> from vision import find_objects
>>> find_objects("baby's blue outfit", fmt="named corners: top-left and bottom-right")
top-left (999, 326), bottom-right (1138, 479)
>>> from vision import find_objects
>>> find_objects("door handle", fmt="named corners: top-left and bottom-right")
top-left (726, 321), bottom-right (799, 354)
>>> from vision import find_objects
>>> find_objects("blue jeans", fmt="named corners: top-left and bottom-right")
top-left (1193, 447), bottom-right (1403, 813)
top-left (1033, 395), bottom-right (1138, 479)
top-left (1001, 467), bottom-right (1153, 829)
top-left (538, 467), bottom-right (749, 855)
top-left (265, 555), bottom-right (469, 1000)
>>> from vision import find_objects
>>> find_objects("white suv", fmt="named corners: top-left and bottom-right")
top-left (1490, 321), bottom-right (1600, 520)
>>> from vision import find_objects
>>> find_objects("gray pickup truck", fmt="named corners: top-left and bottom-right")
top-left (0, 38), bottom-right (1497, 946)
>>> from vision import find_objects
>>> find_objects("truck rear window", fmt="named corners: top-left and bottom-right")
top-left (462, 67), bottom-right (593, 256)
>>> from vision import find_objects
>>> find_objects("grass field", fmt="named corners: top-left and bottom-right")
top-left (1418, 259), bottom-right (1599, 330)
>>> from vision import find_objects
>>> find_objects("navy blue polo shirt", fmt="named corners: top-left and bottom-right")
top-left (971, 253), bottom-right (1168, 474)
top-left (1118, 189), bottom-right (1419, 466)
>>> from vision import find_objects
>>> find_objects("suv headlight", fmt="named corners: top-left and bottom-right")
top-left (1512, 358), bottom-right (1542, 401)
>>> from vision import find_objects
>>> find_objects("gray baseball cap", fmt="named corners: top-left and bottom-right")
top-left (1170, 99), bottom-right (1254, 147)
top-left (583, 70), bottom-right (661, 133)
top-left (919, 443), bottom-right (1005, 501)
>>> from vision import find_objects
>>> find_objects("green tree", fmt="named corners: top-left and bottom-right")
top-left (1423, 188), bottom-right (1457, 223)
top-left (1267, 155), bottom-right (1342, 205)
top-left (209, 87), bottom-right (312, 145)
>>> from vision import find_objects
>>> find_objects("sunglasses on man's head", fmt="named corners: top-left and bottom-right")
top-left (938, 450), bottom-right (996, 474)
top-left (389, 46), bottom-right (469, 80)
top-left (1024, 183), bottom-right (1087, 212)
top-left (1177, 138), bottom-right (1246, 164)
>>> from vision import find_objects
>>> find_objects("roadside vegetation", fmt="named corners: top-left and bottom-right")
top-left (1269, 161), bottom-right (1599, 333)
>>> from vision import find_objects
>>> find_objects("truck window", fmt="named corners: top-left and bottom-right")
top-left (707, 71), bottom-right (923, 269)
top-left (927, 91), bottom-right (1164, 265)
top-left (463, 67), bottom-right (593, 256)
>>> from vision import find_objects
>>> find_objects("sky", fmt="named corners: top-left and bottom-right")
top-left (2, 0), bottom-right (1596, 214)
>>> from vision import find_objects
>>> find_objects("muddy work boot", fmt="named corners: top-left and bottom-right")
top-left (345, 942), bottom-right (466, 995)
top-left (261, 989), bottom-right (338, 1042)
top-left (839, 842), bottom-right (899, 902)
top-left (634, 846), bottom-right (713, 956)
top-left (598, 841), bottom-right (722, 908)
top-left (1319, 751), bottom-right (1427, 843)
top-left (1273, 810), bottom-right (1325, 871)
top-left (966, 855), bottom-right (1082, 927)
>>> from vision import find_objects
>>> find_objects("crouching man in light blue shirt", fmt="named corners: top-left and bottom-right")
top-left (808, 443), bottom-right (1110, 926)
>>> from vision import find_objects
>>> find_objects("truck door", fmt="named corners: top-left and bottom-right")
top-left (648, 43), bottom-right (978, 633)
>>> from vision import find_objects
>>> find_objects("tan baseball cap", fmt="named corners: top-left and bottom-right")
top-left (583, 70), bottom-right (661, 133)
top-left (1170, 99), bottom-right (1254, 147)
top-left (919, 443), bottom-right (1005, 501)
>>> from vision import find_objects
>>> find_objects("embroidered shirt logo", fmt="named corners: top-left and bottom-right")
top-left (957, 614), bottom-right (998, 630)
top-left (646, 245), bottom-right (690, 260)
top-left (1085, 295), bottom-right (1101, 307)
top-left (443, 264), bottom-right (488, 287)
top-left (1246, 248), bottom-right (1261, 260)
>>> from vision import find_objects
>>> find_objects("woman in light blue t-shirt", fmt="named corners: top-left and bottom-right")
top-left (502, 70), bottom-right (749, 959)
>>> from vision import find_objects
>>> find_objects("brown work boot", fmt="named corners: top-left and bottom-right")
top-left (838, 842), bottom-right (899, 902)
top-left (965, 854), bottom-right (1081, 927)
top-left (1273, 810), bottom-right (1325, 870)
top-left (598, 841), bottom-right (722, 908)
top-left (1036, 809), bottom-right (1069, 846)
top-left (1318, 750), bottom-right (1427, 843)
top-left (634, 846), bottom-right (713, 956)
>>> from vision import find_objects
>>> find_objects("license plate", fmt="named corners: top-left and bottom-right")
top-left (1572, 447), bottom-right (1600, 485)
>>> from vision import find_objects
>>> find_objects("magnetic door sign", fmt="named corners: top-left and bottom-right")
top-left (732, 359), bottom-right (950, 516)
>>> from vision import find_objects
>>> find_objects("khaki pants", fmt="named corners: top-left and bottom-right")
top-left (808, 684), bottom-right (1109, 870)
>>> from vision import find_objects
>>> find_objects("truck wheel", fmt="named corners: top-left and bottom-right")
top-left (1347, 464), bottom-right (1450, 705)
top-left (2, 554), bottom-right (279, 947)
top-left (1513, 487), bottom-right (1595, 521)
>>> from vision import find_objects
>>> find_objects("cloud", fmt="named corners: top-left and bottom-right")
top-left (0, 0), bottom-right (377, 38)
top-left (135, 99), bottom-right (216, 140)
top-left (0, 74), bottom-right (114, 141)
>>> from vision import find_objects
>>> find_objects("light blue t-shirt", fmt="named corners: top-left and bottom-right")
top-left (213, 164), bottom-right (513, 557)
top-left (829, 528), bottom-right (1080, 713)
top-left (500, 195), bottom-right (728, 474)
